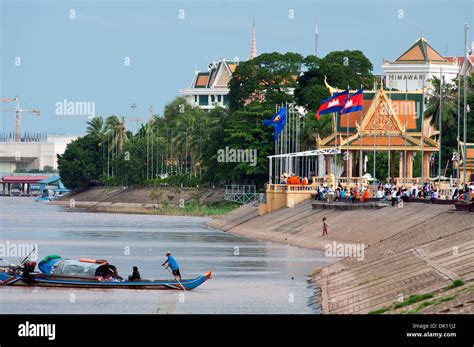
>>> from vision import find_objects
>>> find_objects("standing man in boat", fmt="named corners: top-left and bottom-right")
top-left (161, 251), bottom-right (181, 281)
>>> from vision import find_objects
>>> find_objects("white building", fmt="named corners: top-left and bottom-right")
top-left (179, 59), bottom-right (238, 110)
top-left (0, 135), bottom-right (77, 173)
top-left (179, 21), bottom-right (258, 110)
top-left (382, 37), bottom-right (461, 91)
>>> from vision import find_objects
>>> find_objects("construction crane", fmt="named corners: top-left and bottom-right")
top-left (1, 97), bottom-right (40, 141)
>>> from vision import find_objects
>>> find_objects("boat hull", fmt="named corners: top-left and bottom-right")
top-left (0, 271), bottom-right (211, 290)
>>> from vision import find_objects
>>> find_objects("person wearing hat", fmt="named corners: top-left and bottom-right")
top-left (161, 251), bottom-right (181, 280)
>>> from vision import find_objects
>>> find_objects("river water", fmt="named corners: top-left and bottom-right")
top-left (0, 197), bottom-right (334, 314)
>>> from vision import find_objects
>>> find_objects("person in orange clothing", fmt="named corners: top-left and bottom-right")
top-left (360, 188), bottom-right (371, 202)
top-left (352, 186), bottom-right (359, 201)
top-left (294, 176), bottom-right (301, 185)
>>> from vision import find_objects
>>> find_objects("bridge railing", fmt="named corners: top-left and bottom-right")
top-left (224, 185), bottom-right (265, 205)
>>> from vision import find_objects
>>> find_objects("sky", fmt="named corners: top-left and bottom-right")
top-left (1, 0), bottom-right (473, 136)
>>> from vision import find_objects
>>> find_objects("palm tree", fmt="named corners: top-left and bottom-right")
top-left (424, 76), bottom-right (457, 132)
top-left (105, 115), bottom-right (129, 154)
top-left (86, 117), bottom-right (105, 142)
top-left (172, 111), bottom-right (205, 175)
top-left (86, 117), bottom-right (107, 175)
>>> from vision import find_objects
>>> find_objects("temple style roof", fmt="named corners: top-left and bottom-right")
top-left (393, 37), bottom-right (447, 64)
top-left (317, 86), bottom-right (439, 152)
top-left (190, 59), bottom-right (238, 89)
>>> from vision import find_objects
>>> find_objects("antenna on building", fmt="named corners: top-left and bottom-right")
top-left (315, 20), bottom-right (319, 57)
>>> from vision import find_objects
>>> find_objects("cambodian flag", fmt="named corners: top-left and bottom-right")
top-left (263, 107), bottom-right (287, 141)
top-left (315, 90), bottom-right (349, 120)
top-left (340, 89), bottom-right (364, 114)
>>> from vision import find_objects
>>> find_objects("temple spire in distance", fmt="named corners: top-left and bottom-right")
top-left (250, 18), bottom-right (257, 59)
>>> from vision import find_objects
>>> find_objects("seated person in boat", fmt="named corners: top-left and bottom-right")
top-left (21, 261), bottom-right (36, 283)
top-left (161, 251), bottom-right (181, 281)
top-left (128, 266), bottom-right (141, 282)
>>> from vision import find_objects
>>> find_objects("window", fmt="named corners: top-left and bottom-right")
top-left (194, 95), bottom-right (198, 103)
top-left (217, 95), bottom-right (222, 102)
top-left (211, 95), bottom-right (215, 102)
top-left (223, 95), bottom-right (229, 105)
top-left (199, 95), bottom-right (209, 106)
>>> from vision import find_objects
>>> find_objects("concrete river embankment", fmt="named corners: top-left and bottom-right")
top-left (208, 201), bottom-right (474, 314)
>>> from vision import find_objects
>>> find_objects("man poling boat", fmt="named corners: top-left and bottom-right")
top-left (161, 251), bottom-right (187, 291)
top-left (0, 254), bottom-right (211, 291)
top-left (161, 251), bottom-right (181, 281)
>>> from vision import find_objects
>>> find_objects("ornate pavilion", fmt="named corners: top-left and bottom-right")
top-left (316, 81), bottom-right (440, 184)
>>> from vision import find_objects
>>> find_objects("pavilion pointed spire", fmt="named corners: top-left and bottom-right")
top-left (250, 18), bottom-right (257, 59)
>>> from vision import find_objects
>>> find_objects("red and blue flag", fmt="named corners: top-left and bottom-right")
top-left (340, 88), bottom-right (364, 114)
top-left (315, 90), bottom-right (349, 120)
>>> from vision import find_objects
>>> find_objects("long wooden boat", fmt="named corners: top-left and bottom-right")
top-left (0, 256), bottom-right (211, 290)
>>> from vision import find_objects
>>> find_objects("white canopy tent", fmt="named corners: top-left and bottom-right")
top-left (267, 147), bottom-right (341, 184)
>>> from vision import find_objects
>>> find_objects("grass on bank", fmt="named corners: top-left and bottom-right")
top-left (443, 279), bottom-right (465, 291)
top-left (403, 296), bottom-right (455, 314)
top-left (93, 200), bottom-right (240, 217)
top-left (157, 200), bottom-right (240, 216)
top-left (393, 293), bottom-right (434, 309)
top-left (368, 279), bottom-right (468, 314)
top-left (367, 307), bottom-right (390, 315)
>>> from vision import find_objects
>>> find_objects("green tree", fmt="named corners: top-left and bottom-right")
top-left (105, 115), bottom-right (130, 154)
top-left (57, 135), bottom-right (103, 190)
top-left (200, 107), bottom-right (232, 184)
top-left (295, 51), bottom-right (375, 149)
top-left (295, 51), bottom-right (374, 113)
top-left (228, 52), bottom-right (303, 111)
top-left (222, 102), bottom-right (275, 184)
top-left (86, 116), bottom-right (105, 142)
top-left (424, 76), bottom-right (457, 132)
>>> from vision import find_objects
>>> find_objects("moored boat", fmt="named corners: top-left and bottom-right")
top-left (0, 255), bottom-right (211, 290)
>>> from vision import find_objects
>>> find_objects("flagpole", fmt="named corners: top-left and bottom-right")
top-left (388, 81), bottom-right (392, 183)
top-left (439, 68), bottom-right (443, 188)
top-left (280, 104), bottom-right (283, 181)
top-left (346, 85), bottom-right (350, 178)
top-left (359, 84), bottom-right (363, 178)
top-left (404, 78), bottom-right (408, 183)
top-left (275, 104), bottom-right (278, 184)
top-left (373, 80), bottom-right (377, 182)
top-left (421, 73), bottom-right (426, 180)
top-left (457, 62), bottom-right (461, 180)
top-left (463, 23), bottom-right (469, 186)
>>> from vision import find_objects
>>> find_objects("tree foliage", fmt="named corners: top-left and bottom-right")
top-left (57, 135), bottom-right (103, 190)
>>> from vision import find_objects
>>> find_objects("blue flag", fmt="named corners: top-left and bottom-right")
top-left (263, 107), bottom-right (287, 141)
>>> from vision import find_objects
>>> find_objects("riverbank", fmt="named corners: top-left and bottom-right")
top-left (51, 187), bottom-right (239, 216)
top-left (208, 201), bottom-right (474, 314)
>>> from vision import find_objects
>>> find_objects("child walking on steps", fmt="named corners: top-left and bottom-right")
top-left (322, 217), bottom-right (328, 236)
